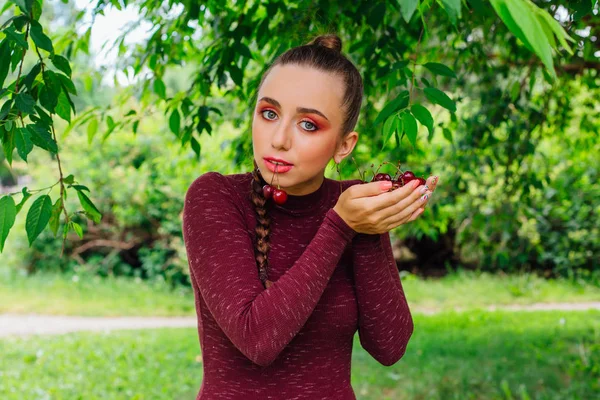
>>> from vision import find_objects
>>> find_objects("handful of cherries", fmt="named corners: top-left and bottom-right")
top-left (261, 159), bottom-right (428, 205)
top-left (369, 162), bottom-right (427, 192)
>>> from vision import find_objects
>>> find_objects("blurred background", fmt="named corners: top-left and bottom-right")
top-left (0, 0), bottom-right (599, 399)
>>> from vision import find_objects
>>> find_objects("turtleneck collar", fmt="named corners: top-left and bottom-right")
top-left (250, 171), bottom-right (332, 217)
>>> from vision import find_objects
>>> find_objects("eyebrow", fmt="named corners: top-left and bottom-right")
top-left (258, 96), bottom-right (329, 122)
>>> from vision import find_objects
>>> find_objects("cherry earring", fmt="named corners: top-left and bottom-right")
top-left (262, 164), bottom-right (287, 205)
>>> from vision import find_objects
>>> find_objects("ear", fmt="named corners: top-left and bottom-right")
top-left (333, 131), bottom-right (359, 164)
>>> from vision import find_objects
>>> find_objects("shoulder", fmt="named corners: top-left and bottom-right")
top-left (185, 171), bottom-right (248, 204)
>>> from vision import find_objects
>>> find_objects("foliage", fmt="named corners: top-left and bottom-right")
top-left (0, 0), bottom-right (598, 276)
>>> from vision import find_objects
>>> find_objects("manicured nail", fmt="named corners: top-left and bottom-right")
top-left (421, 193), bottom-right (429, 202)
top-left (380, 181), bottom-right (392, 190)
top-left (412, 180), bottom-right (420, 188)
top-left (432, 176), bottom-right (438, 185)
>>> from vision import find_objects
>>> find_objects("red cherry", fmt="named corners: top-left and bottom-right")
top-left (263, 184), bottom-right (274, 199)
top-left (401, 171), bottom-right (415, 182)
top-left (372, 173), bottom-right (392, 182)
top-left (272, 189), bottom-right (287, 205)
top-left (390, 181), bottom-right (402, 191)
top-left (416, 177), bottom-right (426, 187)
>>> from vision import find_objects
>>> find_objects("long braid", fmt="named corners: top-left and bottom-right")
top-left (250, 158), bottom-right (274, 289)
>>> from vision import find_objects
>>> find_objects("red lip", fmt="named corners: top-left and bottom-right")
top-left (264, 157), bottom-right (293, 166)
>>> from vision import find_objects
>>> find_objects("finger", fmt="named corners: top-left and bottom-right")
top-left (426, 175), bottom-right (439, 191)
top-left (384, 206), bottom-right (422, 231)
top-left (381, 181), bottom-right (431, 221)
top-left (407, 207), bottom-right (424, 222)
top-left (357, 178), bottom-right (421, 212)
top-left (382, 188), bottom-right (431, 227)
top-left (350, 180), bottom-right (394, 200)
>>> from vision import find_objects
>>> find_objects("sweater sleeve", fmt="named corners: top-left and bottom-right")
top-left (351, 231), bottom-right (414, 366)
top-left (182, 172), bottom-right (357, 367)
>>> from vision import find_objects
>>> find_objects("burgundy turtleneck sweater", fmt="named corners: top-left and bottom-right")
top-left (182, 171), bottom-right (413, 400)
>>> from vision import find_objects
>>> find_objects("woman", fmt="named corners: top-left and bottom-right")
top-left (182, 33), bottom-right (438, 400)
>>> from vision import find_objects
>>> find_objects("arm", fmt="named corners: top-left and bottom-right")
top-left (182, 172), bottom-right (357, 367)
top-left (351, 231), bottom-right (414, 366)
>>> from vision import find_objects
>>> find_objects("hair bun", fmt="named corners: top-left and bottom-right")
top-left (307, 34), bottom-right (342, 53)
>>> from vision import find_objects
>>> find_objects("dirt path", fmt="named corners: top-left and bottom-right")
top-left (1, 302), bottom-right (599, 338)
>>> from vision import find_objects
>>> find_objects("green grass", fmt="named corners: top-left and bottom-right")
top-left (1, 268), bottom-right (598, 316)
top-left (0, 269), bottom-right (194, 317)
top-left (1, 310), bottom-right (598, 399)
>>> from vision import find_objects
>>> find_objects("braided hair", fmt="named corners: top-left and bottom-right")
top-left (249, 33), bottom-right (364, 289)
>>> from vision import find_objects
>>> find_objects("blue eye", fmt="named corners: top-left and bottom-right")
top-left (300, 121), bottom-right (317, 131)
top-left (262, 110), bottom-right (277, 120)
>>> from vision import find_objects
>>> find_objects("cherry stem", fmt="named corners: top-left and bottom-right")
top-left (380, 161), bottom-right (403, 180)
top-left (350, 156), bottom-right (366, 182)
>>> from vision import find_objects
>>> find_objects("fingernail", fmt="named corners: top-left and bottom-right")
top-left (432, 176), bottom-right (438, 185)
top-left (412, 180), bottom-right (419, 188)
top-left (419, 185), bottom-right (429, 194)
top-left (380, 181), bottom-right (392, 190)
top-left (421, 193), bottom-right (430, 201)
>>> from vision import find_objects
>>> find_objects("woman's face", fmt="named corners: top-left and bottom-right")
top-left (252, 64), bottom-right (356, 196)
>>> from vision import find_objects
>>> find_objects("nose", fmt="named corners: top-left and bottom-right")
top-left (271, 120), bottom-right (292, 151)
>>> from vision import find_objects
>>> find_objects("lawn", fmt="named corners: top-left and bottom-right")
top-left (1, 310), bottom-right (598, 399)
top-left (1, 268), bottom-right (598, 316)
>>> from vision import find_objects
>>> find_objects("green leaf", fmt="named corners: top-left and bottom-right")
top-left (50, 54), bottom-right (72, 77)
top-left (70, 184), bottom-right (90, 192)
top-left (489, 0), bottom-right (555, 79)
top-left (399, 0), bottom-right (419, 22)
top-left (153, 78), bottom-right (166, 99)
top-left (374, 90), bottom-right (410, 126)
top-left (234, 42), bottom-right (253, 59)
top-left (55, 91), bottom-right (71, 122)
top-left (14, 127), bottom-right (33, 162)
top-left (4, 26), bottom-right (28, 49)
top-left (26, 194), bottom-right (52, 246)
top-left (402, 111), bottom-right (418, 147)
top-left (27, 124), bottom-right (58, 153)
top-left (2, 124), bottom-right (15, 166)
top-left (439, 0), bottom-right (461, 24)
top-left (534, 5), bottom-right (575, 55)
top-left (0, 40), bottom-right (12, 89)
top-left (70, 221), bottom-right (83, 239)
top-left (30, 21), bottom-right (53, 53)
top-left (424, 87), bottom-right (456, 112)
top-left (442, 127), bottom-right (453, 143)
top-left (48, 197), bottom-right (62, 236)
top-left (15, 187), bottom-right (32, 214)
top-left (411, 104), bottom-right (434, 137)
top-left (0, 195), bottom-right (17, 252)
top-left (228, 64), bottom-right (243, 87)
top-left (10, 0), bottom-right (30, 14)
top-left (15, 93), bottom-right (35, 115)
top-left (381, 114), bottom-right (396, 151)
top-left (422, 62), bottom-right (457, 78)
top-left (169, 108), bottom-right (180, 136)
top-left (22, 62), bottom-right (42, 90)
top-left (63, 174), bottom-right (74, 185)
top-left (87, 117), bottom-right (98, 144)
top-left (76, 190), bottom-right (102, 224)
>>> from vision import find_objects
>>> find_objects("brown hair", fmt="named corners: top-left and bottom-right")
top-left (250, 33), bottom-right (364, 289)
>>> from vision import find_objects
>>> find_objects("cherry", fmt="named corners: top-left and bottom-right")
top-left (372, 173), bottom-right (392, 182)
top-left (415, 177), bottom-right (426, 187)
top-left (272, 189), bottom-right (287, 205)
top-left (401, 170), bottom-right (416, 183)
top-left (263, 184), bottom-right (274, 199)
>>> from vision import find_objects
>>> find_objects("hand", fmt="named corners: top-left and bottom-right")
top-left (333, 177), bottom-right (436, 235)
